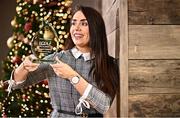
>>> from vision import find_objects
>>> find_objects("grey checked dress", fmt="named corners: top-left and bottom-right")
top-left (12, 48), bottom-right (113, 117)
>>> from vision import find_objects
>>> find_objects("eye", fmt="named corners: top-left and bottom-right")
top-left (71, 21), bottom-right (76, 26)
top-left (81, 21), bottom-right (88, 26)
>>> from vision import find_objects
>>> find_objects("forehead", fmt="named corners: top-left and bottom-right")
top-left (72, 10), bottom-right (86, 20)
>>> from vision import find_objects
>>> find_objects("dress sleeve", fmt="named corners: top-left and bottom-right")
top-left (6, 63), bottom-right (50, 95)
top-left (12, 63), bottom-right (50, 90)
top-left (86, 85), bottom-right (111, 114)
top-left (75, 84), bottom-right (112, 114)
top-left (7, 52), bottom-right (63, 94)
top-left (85, 57), bottom-right (118, 113)
top-left (12, 52), bottom-right (61, 90)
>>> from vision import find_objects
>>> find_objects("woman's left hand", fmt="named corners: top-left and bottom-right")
top-left (50, 57), bottom-right (78, 80)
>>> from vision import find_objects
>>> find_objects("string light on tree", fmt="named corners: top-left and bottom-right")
top-left (1, 0), bottom-right (72, 117)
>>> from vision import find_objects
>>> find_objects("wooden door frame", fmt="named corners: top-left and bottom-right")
top-left (119, 0), bottom-right (129, 117)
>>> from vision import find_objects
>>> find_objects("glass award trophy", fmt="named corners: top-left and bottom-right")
top-left (31, 20), bottom-right (59, 63)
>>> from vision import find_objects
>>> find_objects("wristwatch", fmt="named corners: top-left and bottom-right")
top-left (70, 76), bottom-right (80, 85)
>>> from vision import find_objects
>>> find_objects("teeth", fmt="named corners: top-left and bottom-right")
top-left (75, 34), bottom-right (82, 36)
top-left (74, 34), bottom-right (83, 38)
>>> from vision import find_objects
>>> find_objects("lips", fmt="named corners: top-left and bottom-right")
top-left (73, 33), bottom-right (84, 38)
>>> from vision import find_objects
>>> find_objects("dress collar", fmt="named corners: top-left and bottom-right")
top-left (71, 47), bottom-right (92, 61)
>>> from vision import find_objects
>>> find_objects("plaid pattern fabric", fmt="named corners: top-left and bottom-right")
top-left (12, 49), bottom-right (112, 117)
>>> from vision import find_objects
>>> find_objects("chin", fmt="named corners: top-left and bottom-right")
top-left (75, 43), bottom-right (83, 47)
top-left (74, 41), bottom-right (83, 45)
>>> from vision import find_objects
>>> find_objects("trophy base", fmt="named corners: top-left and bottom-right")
top-left (32, 59), bottom-right (57, 64)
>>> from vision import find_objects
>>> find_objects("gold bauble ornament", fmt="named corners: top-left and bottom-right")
top-left (7, 36), bottom-right (15, 48)
top-left (43, 26), bottom-right (55, 40)
top-left (16, 6), bottom-right (22, 12)
top-left (33, 0), bottom-right (38, 4)
top-left (11, 18), bottom-right (17, 27)
top-left (23, 37), bottom-right (29, 44)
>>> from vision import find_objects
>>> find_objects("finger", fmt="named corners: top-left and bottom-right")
top-left (23, 62), bottom-right (39, 67)
top-left (23, 62), bottom-right (39, 69)
top-left (55, 56), bottom-right (63, 64)
top-left (27, 68), bottom-right (38, 72)
top-left (25, 63), bottom-right (39, 71)
top-left (25, 64), bottom-right (39, 68)
top-left (29, 54), bottom-right (37, 62)
top-left (53, 69), bottom-right (62, 76)
top-left (24, 56), bottom-right (31, 62)
top-left (22, 62), bottom-right (29, 72)
top-left (50, 64), bottom-right (61, 68)
top-left (23, 62), bottom-right (39, 71)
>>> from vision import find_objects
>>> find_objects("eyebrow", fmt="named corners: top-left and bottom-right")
top-left (71, 19), bottom-right (87, 21)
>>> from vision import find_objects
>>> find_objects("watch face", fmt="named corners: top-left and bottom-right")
top-left (71, 76), bottom-right (80, 84)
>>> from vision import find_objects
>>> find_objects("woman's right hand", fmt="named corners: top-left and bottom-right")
top-left (14, 55), bottom-right (40, 81)
top-left (19, 54), bottom-right (40, 72)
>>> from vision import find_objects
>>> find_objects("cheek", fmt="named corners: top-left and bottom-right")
top-left (70, 28), bottom-right (74, 37)
top-left (70, 27), bottom-right (73, 33)
top-left (86, 30), bottom-right (90, 41)
top-left (84, 28), bottom-right (89, 37)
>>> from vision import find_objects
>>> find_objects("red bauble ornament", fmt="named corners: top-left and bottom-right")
top-left (24, 0), bottom-right (32, 3)
top-left (33, 0), bottom-right (43, 4)
top-left (1, 80), bottom-right (9, 91)
top-left (12, 56), bottom-right (22, 65)
top-left (42, 80), bottom-right (48, 85)
top-left (22, 94), bottom-right (28, 100)
top-left (2, 112), bottom-right (7, 118)
top-left (24, 22), bottom-right (32, 32)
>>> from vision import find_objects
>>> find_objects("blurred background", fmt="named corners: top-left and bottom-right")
top-left (1, 0), bottom-right (180, 117)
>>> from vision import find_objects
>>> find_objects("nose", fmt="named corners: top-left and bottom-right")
top-left (74, 23), bottom-right (81, 31)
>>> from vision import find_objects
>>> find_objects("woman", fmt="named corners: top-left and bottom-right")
top-left (8, 6), bottom-right (119, 117)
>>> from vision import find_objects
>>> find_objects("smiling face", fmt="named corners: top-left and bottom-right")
top-left (70, 10), bottom-right (90, 52)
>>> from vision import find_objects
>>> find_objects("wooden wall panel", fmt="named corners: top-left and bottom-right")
top-left (129, 60), bottom-right (180, 94)
top-left (128, 0), bottom-right (180, 24)
top-left (72, 0), bottom-right (102, 13)
top-left (103, 0), bottom-right (119, 34)
top-left (119, 0), bottom-right (128, 116)
top-left (107, 29), bottom-right (120, 57)
top-left (129, 25), bottom-right (180, 59)
top-left (129, 94), bottom-right (180, 117)
top-left (102, 0), bottom-right (117, 15)
top-left (102, 0), bottom-right (120, 117)
top-left (103, 0), bottom-right (180, 117)
top-left (128, 0), bottom-right (180, 117)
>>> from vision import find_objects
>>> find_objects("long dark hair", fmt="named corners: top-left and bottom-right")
top-left (64, 6), bottom-right (119, 98)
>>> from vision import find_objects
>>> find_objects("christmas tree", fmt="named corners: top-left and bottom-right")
top-left (0, 0), bottom-right (72, 117)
